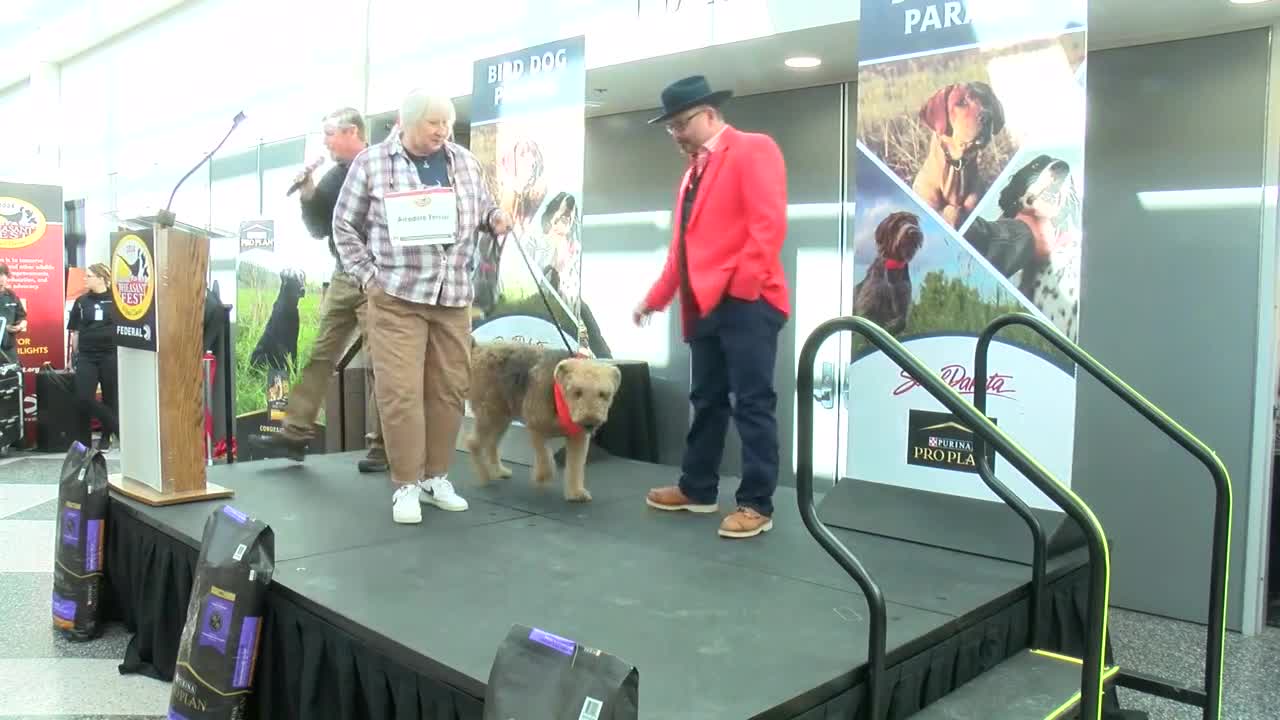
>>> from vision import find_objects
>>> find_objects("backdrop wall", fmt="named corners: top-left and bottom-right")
top-left (1075, 27), bottom-right (1272, 631)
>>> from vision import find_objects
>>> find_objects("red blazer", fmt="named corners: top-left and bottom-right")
top-left (643, 126), bottom-right (790, 338)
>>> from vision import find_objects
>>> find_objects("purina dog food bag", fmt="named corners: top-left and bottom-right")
top-left (51, 441), bottom-right (110, 641)
top-left (484, 624), bottom-right (639, 720)
top-left (167, 504), bottom-right (274, 720)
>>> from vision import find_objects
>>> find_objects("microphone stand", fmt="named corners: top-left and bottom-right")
top-left (156, 111), bottom-right (246, 228)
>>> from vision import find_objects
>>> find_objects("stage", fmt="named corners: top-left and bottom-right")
top-left (101, 449), bottom-right (1105, 719)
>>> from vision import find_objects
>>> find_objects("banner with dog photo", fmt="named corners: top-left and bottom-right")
top-left (846, 0), bottom-right (1087, 510)
top-left (468, 36), bottom-right (607, 357)
top-left (234, 218), bottom-right (331, 460)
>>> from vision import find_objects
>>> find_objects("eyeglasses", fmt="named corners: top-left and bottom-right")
top-left (665, 108), bottom-right (705, 135)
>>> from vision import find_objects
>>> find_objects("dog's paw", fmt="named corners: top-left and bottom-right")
top-left (496, 463), bottom-right (513, 479)
top-left (468, 460), bottom-right (492, 485)
top-left (565, 488), bottom-right (592, 503)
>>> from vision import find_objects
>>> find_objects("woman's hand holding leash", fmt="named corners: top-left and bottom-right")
top-left (489, 209), bottom-right (513, 236)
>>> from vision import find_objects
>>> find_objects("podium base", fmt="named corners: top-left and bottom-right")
top-left (108, 472), bottom-right (234, 507)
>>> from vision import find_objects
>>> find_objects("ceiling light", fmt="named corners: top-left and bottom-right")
top-left (785, 56), bottom-right (822, 69)
top-left (1229, 0), bottom-right (1272, 5)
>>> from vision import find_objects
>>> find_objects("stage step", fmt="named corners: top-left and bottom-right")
top-left (909, 649), bottom-right (1120, 719)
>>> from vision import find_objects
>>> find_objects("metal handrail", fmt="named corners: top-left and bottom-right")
top-left (333, 335), bottom-right (364, 450)
top-left (798, 316), bottom-right (1111, 720)
top-left (967, 338), bottom-right (1051, 648)
top-left (970, 417), bottom-right (1049, 648)
top-left (796, 320), bottom-right (887, 720)
top-left (217, 304), bottom-right (235, 463)
top-left (976, 312), bottom-right (1231, 720)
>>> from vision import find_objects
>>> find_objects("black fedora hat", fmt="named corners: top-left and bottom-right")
top-left (648, 75), bottom-right (733, 124)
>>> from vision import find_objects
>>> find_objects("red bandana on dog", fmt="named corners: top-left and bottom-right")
top-left (553, 381), bottom-right (583, 436)
top-left (883, 258), bottom-right (907, 270)
top-left (554, 350), bottom-right (592, 437)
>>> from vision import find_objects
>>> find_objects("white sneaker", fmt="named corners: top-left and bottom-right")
top-left (419, 476), bottom-right (468, 512)
top-left (392, 484), bottom-right (423, 524)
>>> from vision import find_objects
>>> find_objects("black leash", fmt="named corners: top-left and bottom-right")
top-left (501, 230), bottom-right (579, 355)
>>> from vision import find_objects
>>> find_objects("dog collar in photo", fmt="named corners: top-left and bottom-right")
top-left (883, 258), bottom-right (907, 270)
top-left (553, 381), bottom-right (585, 437)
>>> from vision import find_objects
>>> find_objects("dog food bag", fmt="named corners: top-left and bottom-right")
top-left (483, 624), bottom-right (639, 720)
top-left (51, 441), bottom-right (110, 641)
top-left (167, 504), bottom-right (274, 720)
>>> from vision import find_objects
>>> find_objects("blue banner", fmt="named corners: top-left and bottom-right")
top-left (471, 36), bottom-right (588, 127)
top-left (858, 0), bottom-right (1086, 65)
top-left (469, 35), bottom-right (590, 355)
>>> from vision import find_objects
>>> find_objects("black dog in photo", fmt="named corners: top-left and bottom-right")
top-left (250, 269), bottom-right (306, 370)
top-left (853, 210), bottom-right (925, 336)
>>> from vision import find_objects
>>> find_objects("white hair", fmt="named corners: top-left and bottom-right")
top-left (399, 88), bottom-right (456, 131)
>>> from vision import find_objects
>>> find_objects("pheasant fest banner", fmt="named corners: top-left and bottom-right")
top-left (0, 181), bottom-right (66, 443)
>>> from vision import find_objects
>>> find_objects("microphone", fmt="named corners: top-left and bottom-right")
top-left (286, 156), bottom-right (326, 197)
top-left (157, 111), bottom-right (246, 228)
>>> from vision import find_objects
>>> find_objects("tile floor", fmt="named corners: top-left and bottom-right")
top-left (0, 450), bottom-right (1276, 718)
top-left (0, 451), bottom-right (168, 719)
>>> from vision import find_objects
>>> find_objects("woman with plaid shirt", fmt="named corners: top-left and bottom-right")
top-left (334, 89), bottom-right (512, 525)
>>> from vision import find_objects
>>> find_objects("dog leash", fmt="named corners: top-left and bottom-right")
top-left (497, 228), bottom-right (593, 437)
top-left (498, 228), bottom-right (587, 357)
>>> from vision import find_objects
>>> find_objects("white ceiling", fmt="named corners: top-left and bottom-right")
top-left (562, 0), bottom-right (1280, 122)
top-left (4, 0), bottom-right (1279, 117)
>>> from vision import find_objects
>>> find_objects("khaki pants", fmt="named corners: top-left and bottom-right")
top-left (282, 270), bottom-right (383, 450)
top-left (365, 287), bottom-right (471, 485)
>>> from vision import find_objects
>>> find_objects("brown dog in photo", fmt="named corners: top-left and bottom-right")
top-left (853, 211), bottom-right (925, 336)
top-left (466, 342), bottom-right (621, 502)
top-left (911, 81), bottom-right (1006, 228)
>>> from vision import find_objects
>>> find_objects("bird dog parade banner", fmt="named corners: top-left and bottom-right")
top-left (0, 182), bottom-right (66, 443)
top-left (468, 35), bottom-right (590, 354)
top-left (235, 218), bottom-right (329, 459)
top-left (847, 0), bottom-right (1087, 510)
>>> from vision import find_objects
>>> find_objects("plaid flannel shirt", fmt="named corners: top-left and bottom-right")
top-left (333, 132), bottom-right (499, 306)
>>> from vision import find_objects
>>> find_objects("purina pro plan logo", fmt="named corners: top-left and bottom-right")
top-left (906, 409), bottom-right (998, 475)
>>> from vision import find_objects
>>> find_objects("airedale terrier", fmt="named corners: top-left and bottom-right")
top-left (466, 341), bottom-right (621, 502)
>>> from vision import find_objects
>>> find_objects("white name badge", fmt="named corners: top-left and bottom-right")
top-left (385, 187), bottom-right (457, 247)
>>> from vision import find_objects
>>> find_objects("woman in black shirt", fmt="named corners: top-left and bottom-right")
top-left (67, 263), bottom-right (119, 449)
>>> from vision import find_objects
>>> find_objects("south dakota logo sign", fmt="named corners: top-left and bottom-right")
top-left (112, 234), bottom-right (155, 322)
top-left (0, 196), bottom-right (47, 250)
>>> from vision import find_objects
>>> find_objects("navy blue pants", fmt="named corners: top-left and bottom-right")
top-left (677, 296), bottom-right (785, 516)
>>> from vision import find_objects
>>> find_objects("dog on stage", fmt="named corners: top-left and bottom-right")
top-left (912, 81), bottom-right (1006, 228)
top-left (466, 342), bottom-right (621, 502)
top-left (250, 269), bottom-right (306, 370)
top-left (853, 211), bottom-right (925, 336)
top-left (997, 154), bottom-right (1083, 341)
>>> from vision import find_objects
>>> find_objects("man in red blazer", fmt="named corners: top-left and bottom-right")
top-left (633, 75), bottom-right (789, 539)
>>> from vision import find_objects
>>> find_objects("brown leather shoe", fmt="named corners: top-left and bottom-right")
top-left (645, 486), bottom-right (718, 513)
top-left (358, 446), bottom-right (388, 473)
top-left (718, 507), bottom-right (773, 538)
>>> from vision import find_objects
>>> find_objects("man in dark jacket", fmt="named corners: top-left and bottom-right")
top-left (253, 107), bottom-right (386, 471)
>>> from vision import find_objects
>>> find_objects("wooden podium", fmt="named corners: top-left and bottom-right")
top-left (106, 223), bottom-right (233, 506)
